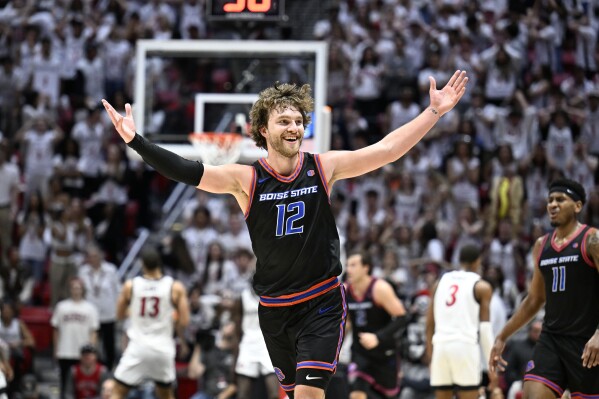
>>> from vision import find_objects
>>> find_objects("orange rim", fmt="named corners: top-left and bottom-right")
top-left (188, 132), bottom-right (243, 144)
top-left (188, 132), bottom-right (243, 165)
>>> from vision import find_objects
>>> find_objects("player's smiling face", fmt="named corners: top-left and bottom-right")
top-left (261, 106), bottom-right (304, 158)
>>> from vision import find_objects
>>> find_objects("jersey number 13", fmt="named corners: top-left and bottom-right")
top-left (140, 296), bottom-right (160, 318)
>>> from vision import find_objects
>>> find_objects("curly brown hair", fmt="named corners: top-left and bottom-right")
top-left (249, 82), bottom-right (314, 150)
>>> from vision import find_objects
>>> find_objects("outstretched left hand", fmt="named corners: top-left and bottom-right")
top-left (429, 70), bottom-right (468, 116)
top-left (582, 330), bottom-right (599, 368)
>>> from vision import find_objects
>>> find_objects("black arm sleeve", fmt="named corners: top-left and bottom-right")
top-left (127, 133), bottom-right (204, 186)
top-left (375, 314), bottom-right (408, 346)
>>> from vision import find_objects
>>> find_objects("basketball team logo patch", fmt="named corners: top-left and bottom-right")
top-left (307, 169), bottom-right (315, 176)
top-left (274, 367), bottom-right (285, 381)
top-left (525, 360), bottom-right (535, 372)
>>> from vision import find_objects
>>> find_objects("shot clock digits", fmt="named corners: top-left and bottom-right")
top-left (208, 0), bottom-right (284, 21)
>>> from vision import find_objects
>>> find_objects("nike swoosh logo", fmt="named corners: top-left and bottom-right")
top-left (258, 177), bottom-right (270, 184)
top-left (306, 375), bottom-right (322, 380)
top-left (318, 306), bottom-right (334, 315)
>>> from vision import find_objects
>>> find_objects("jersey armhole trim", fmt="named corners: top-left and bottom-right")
top-left (581, 227), bottom-right (596, 268)
top-left (370, 278), bottom-right (383, 308)
top-left (170, 280), bottom-right (177, 308)
top-left (244, 167), bottom-right (257, 219)
top-left (313, 154), bottom-right (330, 201)
top-left (473, 279), bottom-right (481, 304)
top-left (128, 281), bottom-right (133, 306)
top-left (536, 234), bottom-right (550, 269)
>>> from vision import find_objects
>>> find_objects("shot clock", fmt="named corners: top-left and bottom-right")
top-left (207, 0), bottom-right (285, 21)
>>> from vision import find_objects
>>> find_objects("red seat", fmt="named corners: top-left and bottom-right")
top-left (124, 200), bottom-right (139, 236)
top-left (175, 362), bottom-right (198, 398)
top-left (19, 307), bottom-right (53, 352)
top-left (11, 346), bottom-right (33, 375)
top-left (32, 279), bottom-right (51, 307)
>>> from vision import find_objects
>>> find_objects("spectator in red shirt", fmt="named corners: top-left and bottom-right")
top-left (69, 344), bottom-right (109, 399)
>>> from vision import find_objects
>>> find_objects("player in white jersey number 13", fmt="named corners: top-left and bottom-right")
top-left (111, 247), bottom-right (190, 399)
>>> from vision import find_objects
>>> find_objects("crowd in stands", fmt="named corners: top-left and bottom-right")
top-left (0, 0), bottom-right (599, 398)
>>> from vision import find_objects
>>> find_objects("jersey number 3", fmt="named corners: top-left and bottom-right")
top-left (140, 296), bottom-right (160, 318)
top-left (445, 284), bottom-right (459, 306)
top-left (275, 201), bottom-right (305, 236)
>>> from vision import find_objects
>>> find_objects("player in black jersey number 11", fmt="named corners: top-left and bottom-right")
top-left (490, 178), bottom-right (599, 399)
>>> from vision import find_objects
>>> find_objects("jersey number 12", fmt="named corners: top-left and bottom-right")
top-left (275, 202), bottom-right (305, 236)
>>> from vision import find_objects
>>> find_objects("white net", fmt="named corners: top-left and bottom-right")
top-left (189, 133), bottom-right (243, 166)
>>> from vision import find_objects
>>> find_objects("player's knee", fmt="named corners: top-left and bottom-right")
top-left (294, 384), bottom-right (326, 399)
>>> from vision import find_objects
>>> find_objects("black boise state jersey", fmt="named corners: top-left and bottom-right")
top-left (346, 278), bottom-right (394, 358)
top-left (538, 224), bottom-right (599, 338)
top-left (246, 152), bottom-right (341, 297)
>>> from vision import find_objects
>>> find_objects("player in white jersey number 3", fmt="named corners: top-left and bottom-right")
top-left (111, 248), bottom-right (190, 399)
top-left (426, 244), bottom-right (495, 399)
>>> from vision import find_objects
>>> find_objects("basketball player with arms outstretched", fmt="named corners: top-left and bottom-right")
top-left (102, 71), bottom-right (467, 399)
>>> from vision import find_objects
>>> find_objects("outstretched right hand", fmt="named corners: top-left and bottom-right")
top-left (489, 337), bottom-right (508, 373)
top-left (428, 70), bottom-right (468, 116)
top-left (102, 99), bottom-right (136, 143)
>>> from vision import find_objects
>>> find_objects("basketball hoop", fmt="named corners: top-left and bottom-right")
top-left (189, 132), bottom-right (243, 166)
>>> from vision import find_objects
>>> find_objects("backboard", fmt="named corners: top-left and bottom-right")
top-left (131, 40), bottom-right (330, 164)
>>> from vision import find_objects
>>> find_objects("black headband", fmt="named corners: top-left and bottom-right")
top-left (549, 186), bottom-right (583, 202)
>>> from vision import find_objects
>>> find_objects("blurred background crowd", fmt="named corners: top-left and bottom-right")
top-left (0, 0), bottom-right (598, 398)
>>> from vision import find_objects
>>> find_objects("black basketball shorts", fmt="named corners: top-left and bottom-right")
top-left (350, 351), bottom-right (400, 398)
top-left (258, 284), bottom-right (347, 394)
top-left (523, 331), bottom-right (599, 397)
